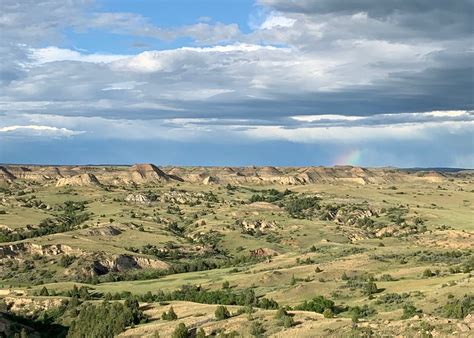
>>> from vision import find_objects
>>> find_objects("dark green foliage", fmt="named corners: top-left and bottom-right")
top-left (172, 323), bottom-right (190, 338)
top-left (348, 305), bottom-right (377, 318)
top-left (274, 308), bottom-right (288, 319)
top-left (0, 306), bottom-right (68, 338)
top-left (249, 189), bottom-right (292, 203)
top-left (284, 196), bottom-right (320, 218)
top-left (274, 307), bottom-right (295, 327)
top-left (401, 304), bottom-right (422, 319)
top-left (58, 255), bottom-right (76, 268)
top-left (323, 308), bottom-right (334, 318)
top-left (99, 285), bottom-right (278, 310)
top-left (295, 296), bottom-right (338, 314)
top-left (65, 285), bottom-right (92, 300)
top-left (215, 305), bottom-right (231, 320)
top-left (440, 294), bottom-right (473, 319)
top-left (67, 299), bottom-right (147, 338)
top-left (161, 306), bottom-right (178, 320)
top-left (58, 201), bottom-right (89, 228)
top-left (363, 281), bottom-right (379, 296)
top-left (39, 287), bottom-right (49, 296)
top-left (250, 321), bottom-right (265, 337)
top-left (375, 293), bottom-right (410, 306)
top-left (387, 206), bottom-right (408, 225)
top-left (283, 315), bottom-right (295, 328)
top-left (422, 269), bottom-right (434, 278)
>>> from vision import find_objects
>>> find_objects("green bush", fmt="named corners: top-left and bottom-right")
top-left (196, 328), bottom-right (206, 338)
top-left (422, 269), bottom-right (434, 278)
top-left (363, 281), bottom-right (379, 296)
top-left (295, 296), bottom-right (337, 314)
top-left (250, 321), bottom-right (265, 337)
top-left (323, 308), bottom-right (334, 318)
top-left (441, 295), bottom-right (473, 319)
top-left (215, 305), bottom-right (230, 320)
top-left (68, 300), bottom-right (146, 338)
top-left (348, 305), bottom-right (376, 318)
top-left (283, 315), bottom-right (295, 328)
top-left (401, 304), bottom-right (422, 319)
top-left (162, 306), bottom-right (178, 321)
top-left (39, 287), bottom-right (49, 296)
top-left (172, 323), bottom-right (190, 338)
top-left (275, 308), bottom-right (288, 319)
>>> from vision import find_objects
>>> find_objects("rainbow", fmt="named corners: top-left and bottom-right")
top-left (333, 149), bottom-right (362, 166)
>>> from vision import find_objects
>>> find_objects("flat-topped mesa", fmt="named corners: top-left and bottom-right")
top-left (56, 173), bottom-right (102, 187)
top-left (128, 163), bottom-right (183, 184)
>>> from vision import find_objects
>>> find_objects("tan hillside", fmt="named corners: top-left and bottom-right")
top-left (56, 173), bottom-right (102, 187)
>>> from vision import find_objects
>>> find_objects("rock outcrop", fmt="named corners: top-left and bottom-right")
top-left (125, 193), bottom-right (151, 204)
top-left (124, 163), bottom-right (183, 184)
top-left (92, 254), bottom-right (168, 275)
top-left (56, 173), bottom-right (101, 187)
top-left (0, 243), bottom-right (81, 259)
top-left (85, 225), bottom-right (122, 237)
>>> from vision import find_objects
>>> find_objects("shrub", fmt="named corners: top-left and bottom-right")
top-left (441, 295), bottom-right (473, 319)
top-left (290, 274), bottom-right (296, 286)
top-left (59, 255), bottom-right (76, 268)
top-left (348, 305), bottom-right (376, 318)
top-left (285, 196), bottom-right (320, 218)
top-left (196, 328), bottom-right (206, 338)
top-left (379, 274), bottom-right (396, 281)
top-left (323, 308), bottom-right (334, 318)
top-left (422, 269), bottom-right (434, 278)
top-left (215, 305), bottom-right (230, 320)
top-left (162, 306), bottom-right (178, 321)
top-left (250, 321), bottom-right (265, 336)
top-left (283, 315), bottom-right (295, 328)
top-left (68, 300), bottom-right (147, 337)
top-left (363, 281), bottom-right (379, 296)
top-left (275, 308), bottom-right (288, 319)
top-left (172, 323), bottom-right (190, 338)
top-left (401, 304), bottom-right (422, 319)
top-left (295, 296), bottom-right (337, 314)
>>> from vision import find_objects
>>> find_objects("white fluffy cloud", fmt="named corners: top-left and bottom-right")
top-left (0, 125), bottom-right (84, 137)
top-left (29, 47), bottom-right (130, 64)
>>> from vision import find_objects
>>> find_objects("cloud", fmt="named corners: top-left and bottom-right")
top-left (29, 47), bottom-right (130, 64)
top-left (0, 125), bottom-right (84, 137)
top-left (258, 0), bottom-right (474, 39)
top-left (0, 0), bottom-right (472, 166)
top-left (3, 110), bottom-right (471, 142)
top-left (260, 14), bottom-right (296, 29)
top-left (242, 121), bottom-right (473, 143)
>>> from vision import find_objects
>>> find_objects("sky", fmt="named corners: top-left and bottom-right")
top-left (0, 0), bottom-right (473, 167)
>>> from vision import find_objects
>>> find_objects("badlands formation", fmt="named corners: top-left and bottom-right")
top-left (0, 163), bottom-right (451, 187)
